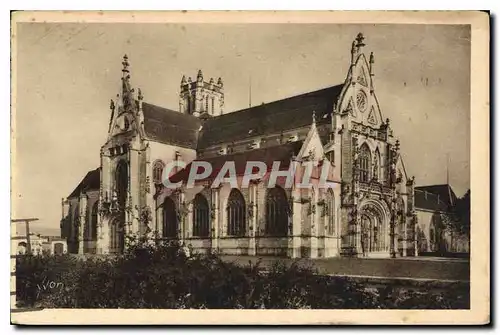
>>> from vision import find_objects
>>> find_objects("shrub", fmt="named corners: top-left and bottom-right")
top-left (15, 241), bottom-right (470, 309)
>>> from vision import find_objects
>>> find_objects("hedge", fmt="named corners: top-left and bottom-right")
top-left (16, 240), bottom-right (469, 309)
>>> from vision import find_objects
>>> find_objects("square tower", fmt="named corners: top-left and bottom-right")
top-left (179, 70), bottom-right (224, 117)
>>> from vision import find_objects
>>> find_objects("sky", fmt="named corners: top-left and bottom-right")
top-left (13, 23), bottom-right (471, 234)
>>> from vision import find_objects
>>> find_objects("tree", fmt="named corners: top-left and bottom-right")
top-left (442, 190), bottom-right (470, 237)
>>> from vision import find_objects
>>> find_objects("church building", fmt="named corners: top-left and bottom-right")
top-left (60, 33), bottom-right (462, 258)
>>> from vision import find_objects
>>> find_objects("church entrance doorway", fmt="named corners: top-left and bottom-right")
top-left (109, 217), bottom-right (125, 254)
top-left (358, 201), bottom-right (390, 258)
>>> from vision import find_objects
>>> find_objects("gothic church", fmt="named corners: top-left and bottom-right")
top-left (61, 33), bottom-right (459, 258)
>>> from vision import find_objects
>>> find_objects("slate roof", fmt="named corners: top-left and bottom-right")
top-left (414, 184), bottom-right (457, 212)
top-left (169, 141), bottom-right (303, 184)
top-left (142, 102), bottom-right (201, 149)
top-left (67, 168), bottom-right (101, 199)
top-left (197, 84), bottom-right (343, 149)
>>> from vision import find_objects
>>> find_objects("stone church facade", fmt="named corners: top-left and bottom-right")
top-left (60, 33), bottom-right (459, 258)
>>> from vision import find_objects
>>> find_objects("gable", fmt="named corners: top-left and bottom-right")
top-left (337, 53), bottom-right (384, 128)
top-left (297, 119), bottom-right (324, 160)
top-left (67, 168), bottom-right (100, 199)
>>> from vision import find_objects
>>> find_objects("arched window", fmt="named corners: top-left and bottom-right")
top-left (326, 189), bottom-right (335, 235)
top-left (90, 202), bottom-right (98, 253)
top-left (265, 187), bottom-right (289, 236)
top-left (163, 197), bottom-right (178, 238)
top-left (227, 189), bottom-right (246, 237)
top-left (359, 144), bottom-right (371, 182)
top-left (71, 204), bottom-right (80, 253)
top-left (72, 204), bottom-right (79, 241)
top-left (112, 160), bottom-right (128, 254)
top-left (152, 160), bottom-right (165, 185)
top-left (374, 149), bottom-right (381, 181)
top-left (115, 160), bottom-right (128, 207)
top-left (193, 193), bottom-right (210, 237)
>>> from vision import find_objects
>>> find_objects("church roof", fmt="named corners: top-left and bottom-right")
top-left (415, 184), bottom-right (457, 207)
top-left (414, 184), bottom-right (457, 212)
top-left (142, 102), bottom-right (201, 149)
top-left (67, 168), bottom-right (101, 199)
top-left (197, 84), bottom-right (343, 149)
top-left (168, 141), bottom-right (303, 184)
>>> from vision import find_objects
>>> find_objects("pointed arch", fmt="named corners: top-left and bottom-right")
top-left (71, 203), bottom-right (80, 253)
top-left (111, 160), bottom-right (128, 254)
top-left (265, 186), bottom-right (289, 236)
top-left (326, 189), bottom-right (335, 235)
top-left (163, 197), bottom-right (178, 238)
top-left (359, 143), bottom-right (372, 183)
top-left (227, 189), bottom-right (246, 237)
top-left (152, 160), bottom-right (165, 184)
top-left (192, 193), bottom-right (210, 237)
top-left (115, 160), bottom-right (128, 207)
top-left (374, 148), bottom-right (381, 181)
top-left (90, 201), bottom-right (98, 253)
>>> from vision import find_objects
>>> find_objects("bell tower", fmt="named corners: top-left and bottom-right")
top-left (179, 70), bottom-right (224, 117)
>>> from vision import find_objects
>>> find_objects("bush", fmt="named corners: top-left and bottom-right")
top-left (15, 241), bottom-right (470, 309)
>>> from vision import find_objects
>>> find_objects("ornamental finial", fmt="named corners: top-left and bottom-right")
top-left (355, 33), bottom-right (365, 48)
top-left (122, 54), bottom-right (130, 75)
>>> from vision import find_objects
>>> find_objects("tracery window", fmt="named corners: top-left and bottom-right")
top-left (373, 150), bottom-right (380, 181)
top-left (90, 202), bottom-right (98, 253)
top-left (326, 189), bottom-right (335, 235)
top-left (163, 197), bottom-right (178, 238)
top-left (265, 186), bottom-right (289, 236)
top-left (111, 160), bottom-right (127, 254)
top-left (227, 189), bottom-right (246, 237)
top-left (152, 160), bottom-right (165, 184)
top-left (193, 193), bottom-right (210, 237)
top-left (359, 144), bottom-right (371, 182)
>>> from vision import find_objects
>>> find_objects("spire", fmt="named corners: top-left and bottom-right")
top-left (108, 99), bottom-right (115, 133)
top-left (217, 77), bottom-right (223, 88)
top-left (369, 52), bottom-right (375, 93)
top-left (137, 88), bottom-right (145, 132)
top-left (197, 69), bottom-right (203, 82)
top-left (122, 54), bottom-right (130, 78)
top-left (181, 75), bottom-right (187, 86)
top-left (121, 54), bottom-right (134, 111)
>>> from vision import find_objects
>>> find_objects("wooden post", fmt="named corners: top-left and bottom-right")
top-left (11, 218), bottom-right (39, 313)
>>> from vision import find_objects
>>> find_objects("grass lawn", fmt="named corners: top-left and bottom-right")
top-left (220, 255), bottom-right (470, 281)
